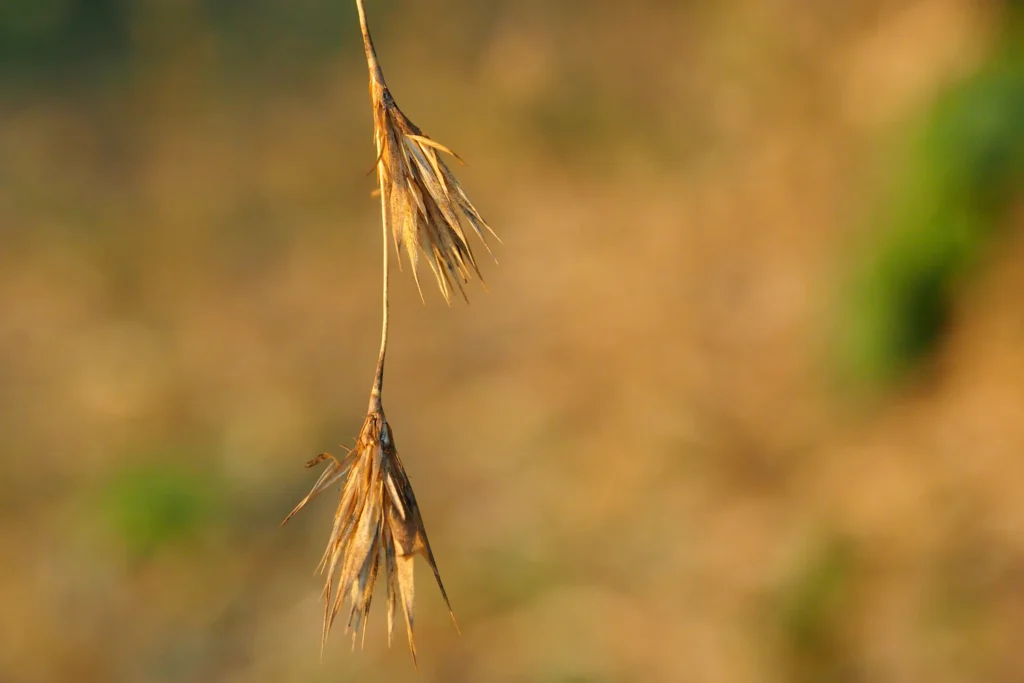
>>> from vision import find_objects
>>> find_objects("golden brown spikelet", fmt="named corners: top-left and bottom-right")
top-left (282, 407), bottom-right (458, 665)
top-left (359, 1), bottom-right (499, 304)
top-left (284, 0), bottom-right (495, 666)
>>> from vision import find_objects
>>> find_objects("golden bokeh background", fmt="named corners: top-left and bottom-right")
top-left (1, 1), bottom-right (1023, 681)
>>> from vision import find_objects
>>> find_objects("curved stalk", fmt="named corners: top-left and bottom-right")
top-left (368, 169), bottom-right (389, 413)
top-left (286, 1), bottom-right (468, 662)
top-left (361, 0), bottom-right (389, 412)
top-left (355, 0), bottom-right (386, 86)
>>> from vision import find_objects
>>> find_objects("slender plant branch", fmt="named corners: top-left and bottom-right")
top-left (356, 0), bottom-right (385, 86)
top-left (360, 0), bottom-right (388, 412)
top-left (368, 162), bottom-right (389, 413)
top-left (283, 1), bottom-right (494, 661)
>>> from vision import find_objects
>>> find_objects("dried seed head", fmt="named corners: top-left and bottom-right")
top-left (374, 91), bottom-right (500, 304)
top-left (360, 2), bottom-right (499, 304)
top-left (282, 408), bottom-right (458, 665)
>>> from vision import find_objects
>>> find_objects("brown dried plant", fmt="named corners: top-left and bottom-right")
top-left (282, 0), bottom-right (496, 666)
top-left (281, 410), bottom-right (456, 665)
top-left (360, 0), bottom-right (500, 304)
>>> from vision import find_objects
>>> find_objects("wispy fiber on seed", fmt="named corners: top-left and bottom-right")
top-left (359, 0), bottom-right (500, 304)
top-left (285, 0), bottom-right (496, 665)
top-left (282, 409), bottom-right (457, 665)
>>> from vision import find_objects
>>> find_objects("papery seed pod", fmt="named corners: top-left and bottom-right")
top-left (359, 0), bottom-right (499, 303)
top-left (282, 409), bottom-right (457, 664)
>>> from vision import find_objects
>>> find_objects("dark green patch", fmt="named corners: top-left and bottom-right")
top-left (835, 52), bottom-right (1024, 390)
top-left (774, 534), bottom-right (859, 683)
top-left (100, 458), bottom-right (216, 559)
top-left (200, 0), bottom-right (372, 88)
top-left (0, 0), bottom-right (131, 84)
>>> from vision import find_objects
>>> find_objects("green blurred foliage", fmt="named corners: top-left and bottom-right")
top-left (200, 0), bottom-right (363, 83)
top-left (0, 0), bottom-right (363, 86)
top-left (838, 45), bottom-right (1024, 387)
top-left (2, 1), bottom-right (1023, 681)
top-left (99, 455), bottom-right (217, 559)
top-left (775, 535), bottom-right (858, 683)
top-left (0, 0), bottom-right (130, 77)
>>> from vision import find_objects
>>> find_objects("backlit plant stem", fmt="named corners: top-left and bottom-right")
top-left (360, 0), bottom-right (388, 412)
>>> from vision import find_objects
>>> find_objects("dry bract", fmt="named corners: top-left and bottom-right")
top-left (285, 0), bottom-right (494, 666)
top-left (360, 0), bottom-right (499, 304)
top-left (373, 84), bottom-right (500, 303)
top-left (282, 409), bottom-right (456, 664)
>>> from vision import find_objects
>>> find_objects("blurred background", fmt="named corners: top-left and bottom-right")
top-left (1, 0), bottom-right (1023, 681)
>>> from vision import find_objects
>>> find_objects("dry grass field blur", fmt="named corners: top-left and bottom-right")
top-left (1, 1), bottom-right (1023, 682)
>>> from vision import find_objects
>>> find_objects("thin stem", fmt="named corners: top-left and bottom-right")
top-left (368, 168), bottom-right (389, 412)
top-left (361, 0), bottom-right (388, 412)
top-left (355, 0), bottom-right (385, 86)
